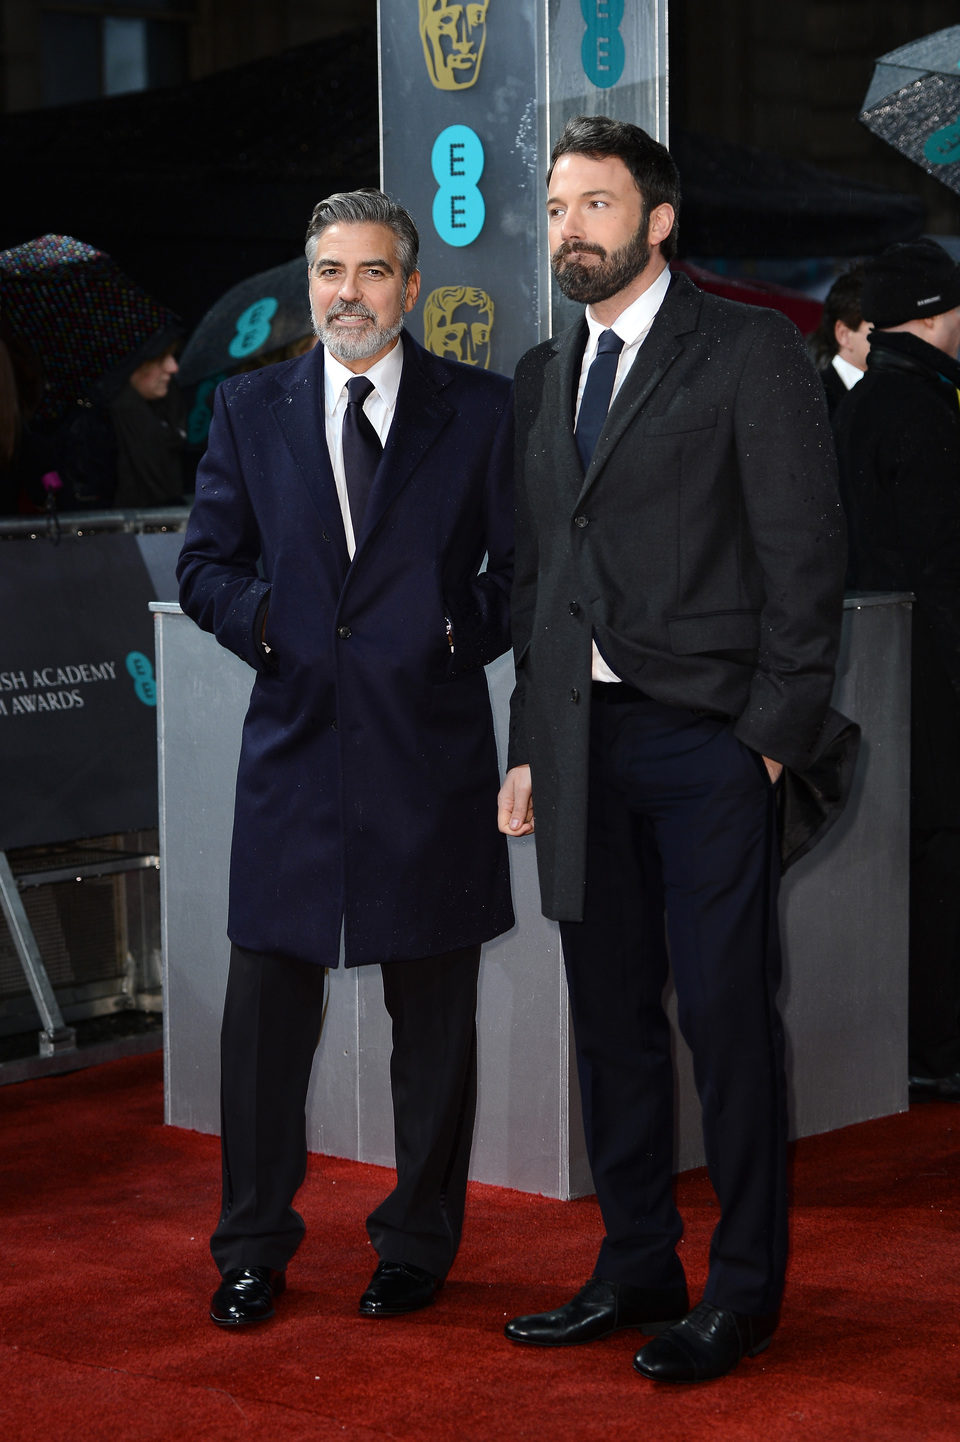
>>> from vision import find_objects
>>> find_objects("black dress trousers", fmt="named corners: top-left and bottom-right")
top-left (559, 689), bottom-right (787, 1317)
top-left (365, 947), bottom-right (480, 1276)
top-left (211, 942), bottom-right (481, 1281)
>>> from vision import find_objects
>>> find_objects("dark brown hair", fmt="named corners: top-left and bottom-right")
top-left (548, 115), bottom-right (681, 261)
top-left (810, 263), bottom-right (865, 368)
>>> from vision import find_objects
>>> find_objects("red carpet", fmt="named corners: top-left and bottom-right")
top-left (1, 1053), bottom-right (958, 1440)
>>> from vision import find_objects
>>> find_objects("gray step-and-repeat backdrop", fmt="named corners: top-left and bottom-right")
top-left (379, 1), bottom-right (668, 369)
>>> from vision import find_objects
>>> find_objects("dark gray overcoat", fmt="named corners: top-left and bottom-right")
top-left (508, 271), bottom-right (855, 920)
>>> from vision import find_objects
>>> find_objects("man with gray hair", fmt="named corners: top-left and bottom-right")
top-left (178, 189), bottom-right (514, 1328)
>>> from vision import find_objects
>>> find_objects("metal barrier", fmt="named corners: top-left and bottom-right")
top-left (0, 513), bottom-right (185, 1076)
top-left (0, 504), bottom-right (191, 541)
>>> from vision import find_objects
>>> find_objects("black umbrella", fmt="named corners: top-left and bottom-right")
top-left (177, 256), bottom-right (313, 385)
top-left (861, 25), bottom-right (960, 195)
top-left (0, 233), bottom-right (180, 426)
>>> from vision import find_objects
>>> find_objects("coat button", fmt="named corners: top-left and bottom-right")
top-left (574, 514), bottom-right (589, 528)
top-left (568, 600), bottom-right (581, 616)
top-left (337, 625), bottom-right (352, 639)
top-left (570, 687), bottom-right (580, 703)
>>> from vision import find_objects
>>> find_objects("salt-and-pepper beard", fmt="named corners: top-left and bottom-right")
top-left (311, 289), bottom-right (408, 363)
top-left (551, 213), bottom-right (651, 306)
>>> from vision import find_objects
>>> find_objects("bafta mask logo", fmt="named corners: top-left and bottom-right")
top-left (419, 0), bottom-right (490, 91)
top-left (423, 286), bottom-right (494, 368)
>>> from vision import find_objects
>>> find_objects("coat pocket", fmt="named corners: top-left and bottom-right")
top-left (644, 405), bottom-right (718, 436)
top-left (667, 609), bottom-right (760, 655)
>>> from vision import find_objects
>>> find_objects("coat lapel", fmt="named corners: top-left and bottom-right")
top-left (575, 272), bottom-right (703, 506)
top-left (353, 333), bottom-right (455, 552)
top-left (269, 344), bottom-right (350, 574)
top-left (546, 320), bottom-right (590, 494)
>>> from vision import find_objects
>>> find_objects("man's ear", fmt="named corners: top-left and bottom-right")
top-left (647, 204), bottom-right (675, 249)
top-left (404, 270), bottom-right (422, 311)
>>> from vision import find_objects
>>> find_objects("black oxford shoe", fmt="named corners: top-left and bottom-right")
top-left (358, 1260), bottom-right (441, 1317)
top-left (210, 1266), bottom-right (286, 1327)
top-left (504, 1277), bottom-right (690, 1346)
top-left (633, 1301), bottom-right (778, 1382)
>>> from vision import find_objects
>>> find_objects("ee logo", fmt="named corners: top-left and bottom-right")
top-left (924, 118), bottom-right (960, 167)
top-left (581, 0), bottom-right (625, 90)
top-left (126, 652), bottom-right (156, 708)
top-left (432, 125), bottom-right (485, 247)
top-left (186, 372), bottom-right (227, 446)
top-left (228, 297), bottom-right (278, 360)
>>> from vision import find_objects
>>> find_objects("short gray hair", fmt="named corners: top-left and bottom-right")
top-left (305, 189), bottom-right (420, 283)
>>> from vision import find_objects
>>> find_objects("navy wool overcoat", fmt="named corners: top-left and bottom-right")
top-left (177, 333), bottom-right (515, 967)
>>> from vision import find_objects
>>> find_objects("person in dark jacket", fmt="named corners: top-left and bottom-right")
top-left (498, 115), bottom-right (852, 1384)
top-left (833, 238), bottom-right (960, 1102)
top-left (809, 263), bottom-right (870, 416)
top-left (177, 189), bottom-right (514, 1331)
top-left (60, 324), bottom-right (186, 508)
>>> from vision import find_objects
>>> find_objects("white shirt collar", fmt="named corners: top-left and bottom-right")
top-left (585, 265), bottom-right (672, 349)
top-left (323, 333), bottom-right (405, 415)
top-left (831, 352), bottom-right (865, 391)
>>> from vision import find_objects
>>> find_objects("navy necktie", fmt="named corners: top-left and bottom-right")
top-left (342, 375), bottom-right (382, 537)
top-left (575, 328), bottom-right (625, 468)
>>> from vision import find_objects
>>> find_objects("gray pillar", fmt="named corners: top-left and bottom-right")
top-left (379, 1), bottom-right (669, 368)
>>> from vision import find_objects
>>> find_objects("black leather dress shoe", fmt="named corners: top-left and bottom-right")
top-left (908, 1071), bottom-right (960, 1102)
top-left (633, 1302), bottom-right (778, 1382)
top-left (504, 1277), bottom-right (690, 1346)
top-left (210, 1266), bottom-right (286, 1327)
top-left (358, 1260), bottom-right (441, 1317)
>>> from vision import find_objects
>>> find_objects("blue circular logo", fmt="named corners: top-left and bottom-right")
top-left (228, 297), bottom-right (279, 359)
top-left (925, 119), bottom-right (960, 167)
top-left (581, 0), bottom-right (626, 89)
top-left (126, 651), bottom-right (156, 708)
top-left (431, 125), bottom-right (485, 247)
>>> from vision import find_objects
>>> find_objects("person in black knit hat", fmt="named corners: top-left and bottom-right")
top-left (59, 322), bottom-right (186, 509)
top-left (833, 237), bottom-right (960, 1102)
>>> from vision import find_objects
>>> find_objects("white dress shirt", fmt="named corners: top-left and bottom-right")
top-left (323, 338), bottom-right (404, 558)
top-left (577, 266), bottom-right (672, 682)
top-left (831, 352), bottom-right (864, 391)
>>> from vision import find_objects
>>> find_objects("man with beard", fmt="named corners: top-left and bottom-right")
top-left (178, 189), bottom-right (514, 1328)
top-left (498, 117), bottom-right (851, 1382)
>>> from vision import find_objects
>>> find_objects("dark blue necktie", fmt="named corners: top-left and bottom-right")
top-left (342, 375), bottom-right (382, 536)
top-left (575, 328), bottom-right (625, 468)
